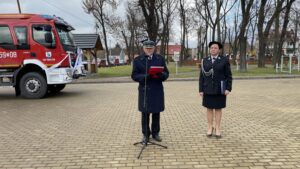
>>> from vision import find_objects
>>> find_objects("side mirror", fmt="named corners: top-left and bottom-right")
top-left (45, 33), bottom-right (53, 43)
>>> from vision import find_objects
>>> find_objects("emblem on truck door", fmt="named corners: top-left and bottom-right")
top-left (46, 51), bottom-right (52, 58)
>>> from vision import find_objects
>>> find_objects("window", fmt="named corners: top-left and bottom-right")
top-left (32, 24), bottom-right (56, 48)
top-left (0, 26), bottom-right (13, 44)
top-left (56, 26), bottom-right (74, 46)
top-left (0, 26), bottom-right (15, 50)
top-left (14, 27), bottom-right (27, 45)
top-left (14, 26), bottom-right (29, 50)
top-left (56, 25), bottom-right (75, 52)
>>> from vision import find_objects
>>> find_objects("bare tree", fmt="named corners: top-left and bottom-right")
top-left (185, 8), bottom-right (198, 54)
top-left (178, 0), bottom-right (188, 66)
top-left (196, 26), bottom-right (205, 59)
top-left (107, 16), bottom-right (134, 62)
top-left (193, 6), bottom-right (207, 60)
top-left (227, 11), bottom-right (239, 65)
top-left (220, 5), bottom-right (227, 48)
top-left (195, 0), bottom-right (237, 42)
top-left (138, 0), bottom-right (160, 41)
top-left (238, 0), bottom-right (255, 71)
top-left (249, 2), bottom-right (259, 53)
top-left (257, 0), bottom-right (285, 67)
top-left (272, 0), bottom-right (281, 67)
top-left (83, 0), bottom-right (118, 66)
top-left (195, 0), bottom-right (210, 57)
top-left (196, 18), bottom-right (208, 60)
top-left (107, 3), bottom-right (146, 63)
top-left (157, 0), bottom-right (177, 63)
top-left (291, 2), bottom-right (300, 54)
top-left (274, 0), bottom-right (296, 66)
top-left (127, 3), bottom-right (148, 60)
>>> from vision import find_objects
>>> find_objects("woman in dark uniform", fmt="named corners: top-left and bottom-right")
top-left (199, 41), bottom-right (232, 138)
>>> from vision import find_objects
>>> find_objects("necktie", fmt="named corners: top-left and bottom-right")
top-left (212, 57), bottom-right (216, 63)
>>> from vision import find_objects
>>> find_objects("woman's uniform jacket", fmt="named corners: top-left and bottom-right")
top-left (199, 55), bottom-right (232, 95)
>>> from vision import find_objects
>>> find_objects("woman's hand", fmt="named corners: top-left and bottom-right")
top-left (199, 92), bottom-right (203, 97)
top-left (224, 90), bottom-right (230, 95)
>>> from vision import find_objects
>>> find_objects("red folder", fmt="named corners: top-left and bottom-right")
top-left (148, 66), bottom-right (164, 78)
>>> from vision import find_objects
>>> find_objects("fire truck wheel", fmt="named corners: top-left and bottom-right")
top-left (20, 72), bottom-right (47, 99)
top-left (48, 84), bottom-right (66, 94)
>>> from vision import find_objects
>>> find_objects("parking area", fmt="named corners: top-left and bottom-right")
top-left (0, 79), bottom-right (300, 169)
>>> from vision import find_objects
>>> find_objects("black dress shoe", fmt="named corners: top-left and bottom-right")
top-left (152, 135), bottom-right (162, 142)
top-left (142, 136), bottom-right (149, 144)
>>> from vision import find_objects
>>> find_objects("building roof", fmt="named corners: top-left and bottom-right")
top-left (73, 34), bottom-right (103, 50)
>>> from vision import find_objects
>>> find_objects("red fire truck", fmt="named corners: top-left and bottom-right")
top-left (0, 14), bottom-right (84, 99)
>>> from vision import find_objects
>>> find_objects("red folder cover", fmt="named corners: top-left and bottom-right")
top-left (148, 66), bottom-right (164, 78)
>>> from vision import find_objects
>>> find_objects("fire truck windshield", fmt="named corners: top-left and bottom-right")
top-left (56, 25), bottom-right (75, 52)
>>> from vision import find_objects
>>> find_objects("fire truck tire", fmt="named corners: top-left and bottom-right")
top-left (48, 84), bottom-right (66, 94)
top-left (20, 72), bottom-right (47, 99)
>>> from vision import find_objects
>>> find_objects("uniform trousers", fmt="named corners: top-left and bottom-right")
top-left (142, 112), bottom-right (160, 137)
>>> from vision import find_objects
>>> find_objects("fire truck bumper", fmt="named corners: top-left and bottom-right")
top-left (46, 68), bottom-right (73, 84)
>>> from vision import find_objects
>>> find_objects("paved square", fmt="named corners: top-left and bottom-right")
top-left (0, 79), bottom-right (299, 169)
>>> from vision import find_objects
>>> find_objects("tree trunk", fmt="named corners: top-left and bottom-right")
top-left (121, 31), bottom-right (131, 63)
top-left (179, 0), bottom-right (186, 66)
top-left (239, 36), bottom-right (247, 71)
top-left (197, 27), bottom-right (202, 60)
top-left (238, 0), bottom-right (254, 71)
top-left (250, 21), bottom-right (256, 52)
top-left (257, 35), bottom-right (266, 67)
top-left (293, 12), bottom-right (299, 53)
top-left (180, 25), bottom-right (186, 66)
top-left (205, 25), bottom-right (209, 57)
top-left (101, 21), bottom-right (111, 66)
top-left (273, 13), bottom-right (280, 67)
top-left (216, 0), bottom-right (221, 42)
top-left (138, 0), bottom-right (159, 41)
top-left (277, 0), bottom-right (296, 65)
top-left (257, 0), bottom-right (285, 67)
top-left (211, 24), bottom-right (216, 41)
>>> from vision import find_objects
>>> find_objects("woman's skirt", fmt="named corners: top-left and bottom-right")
top-left (202, 94), bottom-right (226, 109)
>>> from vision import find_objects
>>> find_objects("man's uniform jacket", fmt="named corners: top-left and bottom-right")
top-left (131, 53), bottom-right (169, 113)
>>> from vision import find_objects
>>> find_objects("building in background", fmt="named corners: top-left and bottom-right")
top-left (156, 42), bottom-right (181, 61)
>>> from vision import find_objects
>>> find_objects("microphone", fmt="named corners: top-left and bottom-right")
top-left (145, 55), bottom-right (152, 60)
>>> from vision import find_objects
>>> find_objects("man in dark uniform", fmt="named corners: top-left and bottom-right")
top-left (131, 39), bottom-right (169, 143)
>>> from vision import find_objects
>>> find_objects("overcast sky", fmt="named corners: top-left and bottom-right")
top-left (0, 0), bottom-right (196, 47)
top-left (0, 0), bottom-right (128, 33)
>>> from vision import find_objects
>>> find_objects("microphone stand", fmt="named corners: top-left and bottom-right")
top-left (133, 55), bottom-right (167, 159)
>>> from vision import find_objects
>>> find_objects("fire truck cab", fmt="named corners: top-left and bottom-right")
top-left (0, 14), bottom-right (84, 99)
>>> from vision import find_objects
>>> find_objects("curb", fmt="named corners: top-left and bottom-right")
top-left (70, 75), bottom-right (300, 84)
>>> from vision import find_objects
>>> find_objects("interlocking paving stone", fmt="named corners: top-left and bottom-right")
top-left (0, 79), bottom-right (299, 169)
